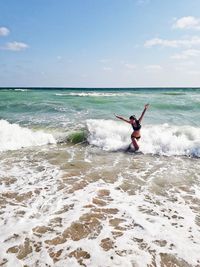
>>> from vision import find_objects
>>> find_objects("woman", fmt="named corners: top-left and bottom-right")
top-left (115, 104), bottom-right (149, 151)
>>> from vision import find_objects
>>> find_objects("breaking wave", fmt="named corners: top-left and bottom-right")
top-left (0, 120), bottom-right (56, 152)
top-left (55, 92), bottom-right (133, 97)
top-left (86, 119), bottom-right (200, 157)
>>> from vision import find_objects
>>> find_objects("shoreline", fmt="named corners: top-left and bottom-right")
top-left (1, 144), bottom-right (200, 266)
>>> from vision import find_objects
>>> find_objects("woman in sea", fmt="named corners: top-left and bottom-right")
top-left (115, 104), bottom-right (149, 151)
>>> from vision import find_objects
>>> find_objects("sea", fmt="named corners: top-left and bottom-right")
top-left (0, 87), bottom-right (200, 267)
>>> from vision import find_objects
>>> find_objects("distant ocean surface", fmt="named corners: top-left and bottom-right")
top-left (0, 88), bottom-right (200, 266)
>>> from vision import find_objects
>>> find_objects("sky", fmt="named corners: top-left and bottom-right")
top-left (0, 0), bottom-right (200, 87)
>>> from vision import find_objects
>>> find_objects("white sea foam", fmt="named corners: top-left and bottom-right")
top-left (0, 144), bottom-right (200, 266)
top-left (2, 167), bottom-right (199, 266)
top-left (0, 154), bottom-right (63, 266)
top-left (14, 89), bottom-right (28, 92)
top-left (55, 92), bottom-right (133, 97)
top-left (0, 119), bottom-right (56, 152)
top-left (86, 119), bottom-right (200, 157)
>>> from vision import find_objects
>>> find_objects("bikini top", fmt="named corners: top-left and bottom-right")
top-left (131, 120), bottom-right (141, 131)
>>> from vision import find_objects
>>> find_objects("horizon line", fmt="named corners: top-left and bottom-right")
top-left (0, 86), bottom-right (200, 90)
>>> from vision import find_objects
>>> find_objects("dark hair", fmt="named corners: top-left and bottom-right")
top-left (129, 115), bottom-right (136, 120)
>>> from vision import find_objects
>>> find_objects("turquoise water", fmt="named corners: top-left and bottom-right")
top-left (1, 88), bottom-right (200, 155)
top-left (1, 88), bottom-right (200, 127)
top-left (0, 88), bottom-right (200, 266)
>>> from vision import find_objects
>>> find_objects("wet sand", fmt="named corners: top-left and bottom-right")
top-left (0, 145), bottom-right (200, 266)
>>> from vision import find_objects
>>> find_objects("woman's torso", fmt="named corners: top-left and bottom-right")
top-left (131, 120), bottom-right (141, 137)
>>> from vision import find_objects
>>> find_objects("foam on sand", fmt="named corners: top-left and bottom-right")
top-left (0, 144), bottom-right (200, 266)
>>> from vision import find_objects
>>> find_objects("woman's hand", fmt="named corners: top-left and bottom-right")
top-left (145, 104), bottom-right (149, 109)
top-left (114, 113), bottom-right (120, 118)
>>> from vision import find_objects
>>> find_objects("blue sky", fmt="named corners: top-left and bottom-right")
top-left (0, 0), bottom-right (200, 87)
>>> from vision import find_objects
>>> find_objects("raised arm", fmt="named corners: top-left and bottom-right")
top-left (138, 104), bottom-right (149, 123)
top-left (114, 114), bottom-right (130, 124)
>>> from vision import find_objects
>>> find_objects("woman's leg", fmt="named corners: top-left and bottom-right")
top-left (131, 137), bottom-right (139, 151)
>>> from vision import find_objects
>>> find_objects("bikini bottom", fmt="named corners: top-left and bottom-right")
top-left (131, 135), bottom-right (141, 140)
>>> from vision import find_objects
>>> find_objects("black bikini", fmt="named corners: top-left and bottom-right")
top-left (131, 120), bottom-right (141, 140)
top-left (131, 120), bottom-right (141, 131)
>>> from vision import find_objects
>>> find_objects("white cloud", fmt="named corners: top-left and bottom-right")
top-left (145, 38), bottom-right (179, 47)
top-left (144, 36), bottom-right (200, 48)
top-left (188, 70), bottom-right (200, 75)
top-left (81, 74), bottom-right (88, 78)
top-left (171, 49), bottom-right (200, 59)
top-left (145, 65), bottom-right (162, 71)
top-left (174, 61), bottom-right (195, 71)
top-left (99, 59), bottom-right (111, 64)
top-left (0, 27), bottom-right (10, 36)
top-left (3, 41), bottom-right (29, 51)
top-left (124, 63), bottom-right (136, 70)
top-left (103, 67), bottom-right (112, 71)
top-left (173, 16), bottom-right (200, 30)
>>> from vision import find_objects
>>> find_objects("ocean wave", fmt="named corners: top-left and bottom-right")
top-left (55, 92), bottom-right (133, 97)
top-left (161, 92), bottom-right (186, 96)
top-left (14, 89), bottom-right (28, 92)
top-left (86, 119), bottom-right (200, 157)
top-left (0, 120), bottom-right (56, 152)
top-left (67, 130), bottom-right (87, 144)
